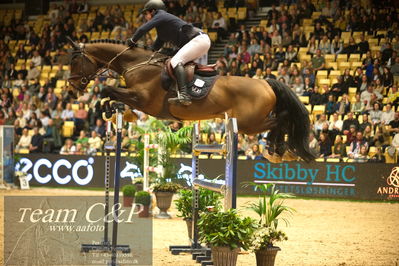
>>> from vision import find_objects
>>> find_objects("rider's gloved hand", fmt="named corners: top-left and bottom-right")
top-left (126, 38), bottom-right (136, 47)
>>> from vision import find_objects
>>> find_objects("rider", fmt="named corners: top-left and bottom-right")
top-left (126, 0), bottom-right (211, 106)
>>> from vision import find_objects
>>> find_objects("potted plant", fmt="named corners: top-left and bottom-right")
top-left (246, 183), bottom-right (295, 266)
top-left (135, 191), bottom-right (151, 217)
top-left (175, 188), bottom-right (222, 239)
top-left (122, 184), bottom-right (136, 207)
top-left (198, 209), bottom-right (256, 266)
top-left (152, 182), bottom-right (182, 218)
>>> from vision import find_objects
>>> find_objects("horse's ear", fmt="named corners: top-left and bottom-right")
top-left (66, 36), bottom-right (80, 50)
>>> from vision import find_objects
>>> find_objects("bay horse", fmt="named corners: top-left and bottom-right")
top-left (67, 39), bottom-right (315, 162)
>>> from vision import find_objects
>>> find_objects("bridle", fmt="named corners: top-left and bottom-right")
top-left (68, 43), bottom-right (167, 91)
top-left (68, 44), bottom-right (130, 91)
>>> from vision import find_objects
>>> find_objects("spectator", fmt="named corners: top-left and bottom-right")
top-left (325, 95), bottom-right (337, 115)
top-left (87, 131), bottom-right (102, 154)
top-left (311, 49), bottom-right (325, 71)
top-left (285, 45), bottom-right (297, 62)
top-left (348, 131), bottom-right (368, 158)
top-left (354, 145), bottom-right (369, 162)
top-left (310, 86), bottom-right (324, 106)
top-left (252, 68), bottom-right (264, 79)
top-left (31, 50), bottom-right (42, 67)
top-left (314, 113), bottom-right (329, 137)
top-left (331, 35), bottom-right (343, 56)
top-left (390, 57), bottom-right (399, 86)
top-left (381, 103), bottom-right (395, 125)
top-left (246, 144), bottom-right (264, 160)
top-left (274, 45), bottom-right (285, 63)
top-left (387, 85), bottom-right (399, 108)
top-left (341, 69), bottom-right (354, 88)
top-left (291, 77), bottom-right (304, 96)
top-left (307, 36), bottom-right (318, 55)
top-left (359, 114), bottom-right (372, 133)
top-left (93, 118), bottom-right (106, 137)
top-left (271, 30), bottom-right (282, 48)
top-left (247, 39), bottom-right (261, 56)
top-left (309, 131), bottom-right (320, 157)
top-left (61, 103), bottom-right (74, 121)
top-left (344, 37), bottom-right (358, 55)
top-left (264, 67), bottom-right (276, 79)
top-left (60, 138), bottom-right (76, 155)
top-left (342, 112), bottom-right (360, 135)
top-left (74, 102), bottom-right (88, 131)
top-left (318, 132), bottom-right (332, 158)
top-left (329, 135), bottom-right (347, 159)
top-left (357, 34), bottom-right (369, 55)
top-left (336, 94), bottom-right (351, 115)
top-left (318, 35), bottom-right (331, 55)
top-left (29, 127), bottom-right (43, 153)
top-left (369, 103), bottom-right (383, 126)
top-left (387, 111), bottom-right (399, 136)
top-left (16, 128), bottom-right (32, 151)
top-left (381, 67), bottom-right (393, 87)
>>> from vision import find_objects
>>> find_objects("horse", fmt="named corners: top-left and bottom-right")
top-left (67, 39), bottom-right (315, 162)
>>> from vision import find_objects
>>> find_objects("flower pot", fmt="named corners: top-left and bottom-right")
top-left (138, 205), bottom-right (150, 218)
top-left (255, 246), bottom-right (281, 266)
top-left (185, 218), bottom-right (193, 240)
top-left (123, 196), bottom-right (134, 207)
top-left (154, 192), bottom-right (174, 219)
top-left (211, 246), bottom-right (240, 266)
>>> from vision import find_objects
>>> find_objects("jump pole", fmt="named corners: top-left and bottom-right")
top-left (169, 117), bottom-right (238, 266)
top-left (81, 101), bottom-right (131, 266)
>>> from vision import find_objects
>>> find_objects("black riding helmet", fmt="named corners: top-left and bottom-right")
top-left (141, 0), bottom-right (166, 14)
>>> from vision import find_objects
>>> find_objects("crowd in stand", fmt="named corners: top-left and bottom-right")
top-left (0, 0), bottom-right (399, 162)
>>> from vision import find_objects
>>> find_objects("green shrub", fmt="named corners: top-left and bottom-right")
top-left (175, 188), bottom-right (223, 220)
top-left (198, 209), bottom-right (256, 250)
top-left (135, 191), bottom-right (151, 206)
top-left (122, 184), bottom-right (136, 197)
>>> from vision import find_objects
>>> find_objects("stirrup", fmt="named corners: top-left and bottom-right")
top-left (168, 96), bottom-right (192, 106)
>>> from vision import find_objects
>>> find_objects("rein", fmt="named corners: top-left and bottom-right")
top-left (69, 44), bottom-right (166, 90)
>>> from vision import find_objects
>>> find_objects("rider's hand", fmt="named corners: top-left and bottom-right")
top-left (126, 38), bottom-right (136, 47)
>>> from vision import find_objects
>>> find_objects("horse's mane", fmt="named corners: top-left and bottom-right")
top-left (88, 39), bottom-right (152, 50)
top-left (89, 39), bottom-right (126, 45)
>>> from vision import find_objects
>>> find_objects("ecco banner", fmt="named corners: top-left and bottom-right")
top-left (16, 154), bottom-right (399, 201)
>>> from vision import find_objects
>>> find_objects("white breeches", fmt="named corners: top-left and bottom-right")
top-left (170, 33), bottom-right (211, 68)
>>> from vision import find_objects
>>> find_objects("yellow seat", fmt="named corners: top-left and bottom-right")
top-left (56, 80), bottom-right (66, 88)
top-left (324, 54), bottom-right (335, 62)
top-left (326, 62), bottom-right (337, 70)
top-left (312, 105), bottom-right (325, 116)
top-left (318, 78), bottom-right (331, 86)
top-left (336, 54), bottom-right (348, 62)
top-left (299, 96), bottom-right (309, 104)
top-left (329, 70), bottom-right (341, 79)
top-left (338, 61), bottom-right (351, 71)
top-left (348, 54), bottom-right (360, 62)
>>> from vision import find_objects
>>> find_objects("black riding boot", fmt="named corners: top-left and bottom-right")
top-left (168, 63), bottom-right (192, 106)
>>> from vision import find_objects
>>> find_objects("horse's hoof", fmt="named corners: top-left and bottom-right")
top-left (263, 150), bottom-right (283, 163)
top-left (123, 109), bottom-right (138, 122)
top-left (282, 150), bottom-right (298, 161)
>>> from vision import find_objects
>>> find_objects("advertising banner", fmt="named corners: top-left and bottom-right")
top-left (4, 196), bottom-right (152, 266)
top-left (16, 154), bottom-right (399, 201)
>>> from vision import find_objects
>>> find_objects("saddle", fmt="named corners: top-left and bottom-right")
top-left (162, 59), bottom-right (219, 100)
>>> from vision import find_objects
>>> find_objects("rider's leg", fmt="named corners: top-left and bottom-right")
top-left (168, 34), bottom-right (211, 105)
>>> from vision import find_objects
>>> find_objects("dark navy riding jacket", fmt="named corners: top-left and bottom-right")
top-left (132, 10), bottom-right (195, 50)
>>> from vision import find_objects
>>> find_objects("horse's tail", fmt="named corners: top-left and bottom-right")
top-left (266, 78), bottom-right (316, 162)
